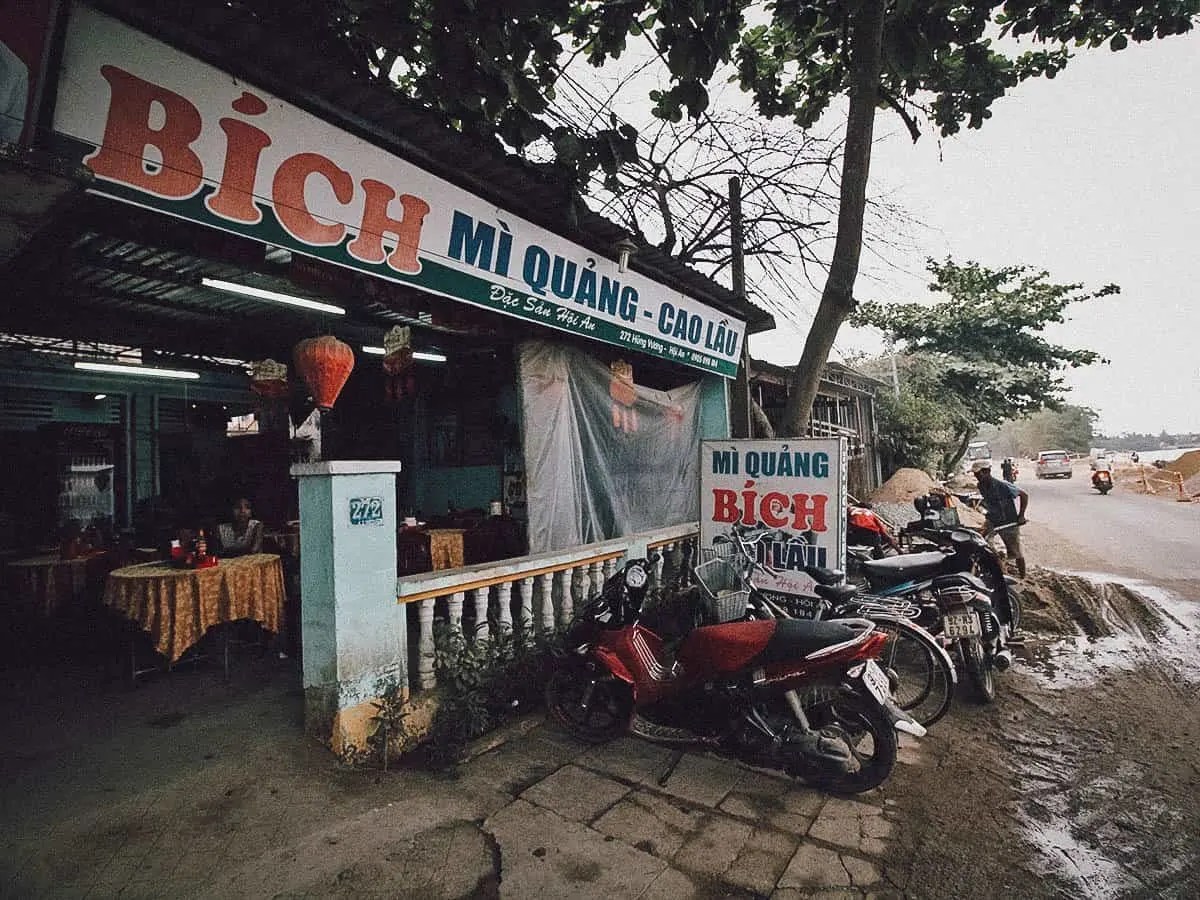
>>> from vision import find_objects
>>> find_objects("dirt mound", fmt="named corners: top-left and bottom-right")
top-left (870, 468), bottom-right (937, 504)
top-left (1165, 449), bottom-right (1200, 481)
top-left (955, 503), bottom-right (986, 530)
top-left (1014, 568), bottom-right (1168, 639)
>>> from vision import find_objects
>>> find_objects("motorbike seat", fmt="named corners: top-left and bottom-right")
top-left (860, 551), bottom-right (948, 583)
top-left (802, 565), bottom-right (844, 586)
top-left (751, 618), bottom-right (867, 667)
top-left (814, 582), bottom-right (859, 605)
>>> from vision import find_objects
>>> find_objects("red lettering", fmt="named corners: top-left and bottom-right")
top-left (85, 66), bottom-right (203, 199)
top-left (711, 489), bottom-right (739, 523)
top-left (790, 494), bottom-right (828, 532)
top-left (347, 179), bottom-right (430, 274)
top-left (759, 492), bottom-right (790, 528)
top-left (206, 115), bottom-right (272, 223)
top-left (740, 480), bottom-right (757, 526)
top-left (271, 153), bottom-right (353, 246)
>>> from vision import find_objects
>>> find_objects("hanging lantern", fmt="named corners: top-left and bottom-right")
top-left (610, 359), bottom-right (638, 433)
top-left (293, 336), bottom-right (355, 410)
top-left (381, 325), bottom-right (416, 401)
top-left (249, 358), bottom-right (289, 400)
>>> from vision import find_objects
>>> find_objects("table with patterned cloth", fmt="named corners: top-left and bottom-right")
top-left (426, 528), bottom-right (466, 570)
top-left (7, 551), bottom-right (110, 616)
top-left (102, 553), bottom-right (284, 663)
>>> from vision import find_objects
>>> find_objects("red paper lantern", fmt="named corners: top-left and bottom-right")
top-left (293, 336), bottom-right (355, 410)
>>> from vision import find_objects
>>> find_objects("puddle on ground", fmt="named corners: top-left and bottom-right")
top-left (1009, 573), bottom-right (1199, 896)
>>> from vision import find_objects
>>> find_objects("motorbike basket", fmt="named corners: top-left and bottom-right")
top-left (693, 557), bottom-right (751, 623)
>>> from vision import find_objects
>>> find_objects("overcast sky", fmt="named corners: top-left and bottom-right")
top-left (749, 30), bottom-right (1199, 437)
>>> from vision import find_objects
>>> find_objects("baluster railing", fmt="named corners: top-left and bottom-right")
top-left (495, 581), bottom-right (513, 634)
top-left (471, 587), bottom-right (488, 641)
top-left (558, 566), bottom-right (574, 626)
top-left (417, 597), bottom-right (436, 689)
top-left (396, 522), bottom-right (700, 694)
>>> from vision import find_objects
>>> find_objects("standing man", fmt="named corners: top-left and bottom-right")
top-left (972, 458), bottom-right (1029, 578)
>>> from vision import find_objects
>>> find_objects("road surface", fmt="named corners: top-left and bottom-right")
top-left (1021, 460), bottom-right (1200, 588)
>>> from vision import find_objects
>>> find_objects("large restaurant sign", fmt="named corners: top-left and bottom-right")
top-left (51, 6), bottom-right (745, 377)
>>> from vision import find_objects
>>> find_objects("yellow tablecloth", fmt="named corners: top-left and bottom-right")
top-left (7, 552), bottom-right (109, 616)
top-left (426, 529), bottom-right (466, 571)
top-left (103, 553), bottom-right (284, 662)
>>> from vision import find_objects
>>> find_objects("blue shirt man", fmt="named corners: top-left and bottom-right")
top-left (972, 459), bottom-right (1029, 577)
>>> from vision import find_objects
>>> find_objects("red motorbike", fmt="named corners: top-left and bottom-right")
top-left (1092, 469), bottom-right (1113, 494)
top-left (545, 556), bottom-right (924, 794)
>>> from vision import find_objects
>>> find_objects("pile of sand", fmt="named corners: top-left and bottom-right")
top-left (870, 467), bottom-right (937, 503)
top-left (1165, 449), bottom-right (1200, 481)
top-left (1013, 568), bottom-right (1167, 639)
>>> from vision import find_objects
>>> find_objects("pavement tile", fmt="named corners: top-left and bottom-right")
top-left (721, 825), bottom-right (797, 896)
top-left (721, 769), bottom-right (826, 833)
top-left (653, 752), bottom-right (744, 808)
top-left (592, 790), bottom-right (705, 859)
top-left (808, 798), bottom-right (889, 855)
top-left (519, 764), bottom-right (631, 822)
top-left (671, 812), bottom-right (753, 878)
top-left (778, 842), bottom-right (855, 890)
top-left (641, 865), bottom-right (705, 899)
top-left (485, 798), bottom-right (666, 900)
top-left (575, 736), bottom-right (677, 785)
top-left (454, 740), bottom-right (569, 798)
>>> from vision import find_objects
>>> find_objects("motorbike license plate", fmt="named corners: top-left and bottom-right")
top-left (942, 609), bottom-right (981, 639)
top-left (856, 659), bottom-right (892, 705)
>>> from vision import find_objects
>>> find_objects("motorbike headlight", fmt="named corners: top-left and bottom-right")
top-left (625, 564), bottom-right (648, 589)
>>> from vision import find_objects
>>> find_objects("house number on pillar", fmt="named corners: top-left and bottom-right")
top-left (349, 496), bottom-right (385, 526)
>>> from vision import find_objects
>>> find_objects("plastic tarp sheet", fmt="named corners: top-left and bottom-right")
top-left (518, 340), bottom-right (704, 553)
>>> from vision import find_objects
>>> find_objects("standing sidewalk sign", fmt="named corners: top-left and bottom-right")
top-left (699, 439), bottom-right (847, 605)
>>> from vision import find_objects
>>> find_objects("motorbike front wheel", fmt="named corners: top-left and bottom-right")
top-left (787, 687), bottom-right (898, 795)
top-left (959, 637), bottom-right (996, 703)
top-left (544, 662), bottom-right (632, 744)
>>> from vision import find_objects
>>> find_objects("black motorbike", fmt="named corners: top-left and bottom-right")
top-left (804, 495), bottom-right (1020, 703)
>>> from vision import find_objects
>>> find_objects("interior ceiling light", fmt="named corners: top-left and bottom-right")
top-left (93, 393), bottom-right (107, 400)
top-left (362, 346), bottom-right (447, 362)
top-left (201, 277), bottom-right (346, 316)
top-left (75, 361), bottom-right (200, 380)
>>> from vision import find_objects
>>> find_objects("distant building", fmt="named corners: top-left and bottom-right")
top-left (749, 359), bottom-right (885, 499)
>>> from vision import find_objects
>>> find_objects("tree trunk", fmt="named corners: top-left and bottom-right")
top-left (943, 427), bottom-right (974, 476)
top-left (780, 0), bottom-right (886, 437)
top-left (750, 398), bottom-right (776, 438)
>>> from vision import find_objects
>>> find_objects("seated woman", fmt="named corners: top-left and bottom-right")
top-left (217, 496), bottom-right (263, 557)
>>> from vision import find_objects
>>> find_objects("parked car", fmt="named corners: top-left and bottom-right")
top-left (1035, 450), bottom-right (1073, 479)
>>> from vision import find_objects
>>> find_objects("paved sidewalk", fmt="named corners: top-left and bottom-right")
top-left (0, 655), bottom-right (925, 899)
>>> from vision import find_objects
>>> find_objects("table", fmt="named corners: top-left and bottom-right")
top-left (426, 529), bottom-right (466, 570)
top-left (103, 553), bottom-right (284, 663)
top-left (6, 551), bottom-right (110, 616)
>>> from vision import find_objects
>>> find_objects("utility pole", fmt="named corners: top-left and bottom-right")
top-left (728, 177), bottom-right (752, 438)
top-left (888, 339), bottom-right (900, 399)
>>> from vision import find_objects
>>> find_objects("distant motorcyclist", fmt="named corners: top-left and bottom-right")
top-left (1000, 457), bottom-right (1016, 482)
top-left (971, 459), bottom-right (1029, 578)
